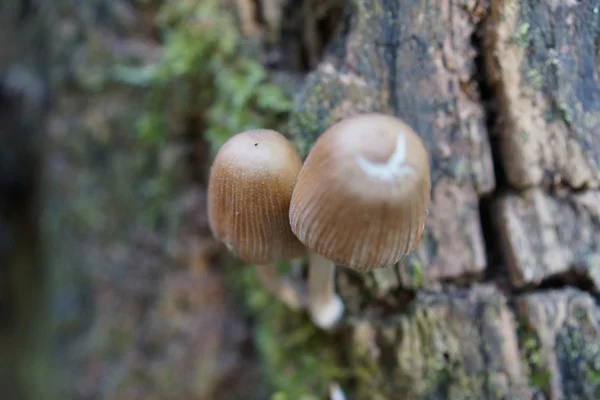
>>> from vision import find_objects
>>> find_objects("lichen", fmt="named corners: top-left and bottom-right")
top-left (555, 324), bottom-right (600, 399)
top-left (350, 321), bottom-right (390, 400)
top-left (287, 74), bottom-right (337, 158)
top-left (517, 322), bottom-right (551, 394)
top-left (525, 69), bottom-right (544, 91)
top-left (350, 304), bottom-right (500, 400)
top-left (394, 309), bottom-right (481, 399)
top-left (286, 59), bottom-right (385, 158)
top-left (512, 22), bottom-right (530, 49)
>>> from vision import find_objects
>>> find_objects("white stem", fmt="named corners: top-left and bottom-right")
top-left (307, 251), bottom-right (344, 329)
top-left (256, 263), bottom-right (306, 310)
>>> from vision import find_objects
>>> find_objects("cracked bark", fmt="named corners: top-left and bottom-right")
top-left (486, 0), bottom-right (600, 291)
top-left (287, 0), bottom-right (600, 398)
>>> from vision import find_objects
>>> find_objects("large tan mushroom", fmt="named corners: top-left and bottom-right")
top-left (208, 129), bottom-right (306, 309)
top-left (290, 113), bottom-right (431, 327)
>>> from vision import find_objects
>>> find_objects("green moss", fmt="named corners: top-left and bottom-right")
top-left (513, 22), bottom-right (530, 49)
top-left (350, 322), bottom-right (390, 400)
top-left (350, 309), bottom-right (484, 399)
top-left (114, 0), bottom-right (292, 154)
top-left (402, 257), bottom-right (426, 289)
top-left (554, 324), bottom-right (600, 398)
top-left (517, 323), bottom-right (551, 394)
top-left (370, 266), bottom-right (400, 293)
top-left (556, 100), bottom-right (574, 126)
top-left (287, 73), bottom-right (383, 158)
top-left (525, 69), bottom-right (544, 91)
top-left (229, 263), bottom-right (349, 398)
top-left (583, 111), bottom-right (600, 129)
top-left (396, 311), bottom-right (481, 399)
top-left (288, 78), bottom-right (334, 158)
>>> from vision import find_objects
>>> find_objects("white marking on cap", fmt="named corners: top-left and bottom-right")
top-left (356, 130), bottom-right (416, 180)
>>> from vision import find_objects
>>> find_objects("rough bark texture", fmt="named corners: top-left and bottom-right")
top-left (0, 1), bottom-right (50, 398)
top-left (287, 0), bottom-right (600, 398)
top-left (350, 285), bottom-right (534, 400)
top-left (516, 288), bottom-right (600, 400)
top-left (485, 0), bottom-right (600, 190)
top-left (485, 0), bottom-right (600, 291)
top-left (496, 189), bottom-right (600, 289)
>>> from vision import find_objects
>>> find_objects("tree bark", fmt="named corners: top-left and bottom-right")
top-left (6, 0), bottom-right (598, 399)
top-left (486, 0), bottom-right (600, 289)
top-left (287, 0), bottom-right (600, 398)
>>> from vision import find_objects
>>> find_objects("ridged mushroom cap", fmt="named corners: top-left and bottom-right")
top-left (208, 129), bottom-right (305, 264)
top-left (289, 113), bottom-right (431, 272)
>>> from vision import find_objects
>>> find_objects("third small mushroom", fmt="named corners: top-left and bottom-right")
top-left (289, 113), bottom-right (431, 329)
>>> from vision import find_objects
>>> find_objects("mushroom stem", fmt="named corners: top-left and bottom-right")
top-left (255, 263), bottom-right (306, 310)
top-left (307, 251), bottom-right (344, 329)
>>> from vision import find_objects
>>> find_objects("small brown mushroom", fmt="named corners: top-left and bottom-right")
top-left (208, 129), bottom-right (306, 309)
top-left (290, 113), bottom-right (431, 327)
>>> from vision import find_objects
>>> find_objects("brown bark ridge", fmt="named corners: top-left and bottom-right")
top-left (0, 0), bottom-right (50, 398)
top-left (486, 0), bottom-right (600, 289)
top-left (287, 0), bottom-right (600, 398)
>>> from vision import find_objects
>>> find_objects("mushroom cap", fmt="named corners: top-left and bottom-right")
top-left (289, 113), bottom-right (431, 272)
top-left (208, 129), bottom-right (305, 264)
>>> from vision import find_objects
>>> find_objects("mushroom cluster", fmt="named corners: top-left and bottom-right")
top-left (207, 113), bottom-right (431, 329)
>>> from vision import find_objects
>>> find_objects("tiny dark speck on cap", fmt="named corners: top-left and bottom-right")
top-left (254, 143), bottom-right (258, 146)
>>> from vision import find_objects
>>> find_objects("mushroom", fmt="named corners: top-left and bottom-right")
top-left (289, 113), bottom-right (431, 328)
top-left (208, 129), bottom-right (306, 309)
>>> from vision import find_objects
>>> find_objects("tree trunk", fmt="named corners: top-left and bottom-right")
top-left (287, 0), bottom-right (600, 398)
top-left (5, 0), bottom-right (598, 399)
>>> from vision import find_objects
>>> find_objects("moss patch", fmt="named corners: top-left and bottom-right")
top-left (517, 322), bottom-right (551, 394)
top-left (230, 262), bottom-right (349, 398)
top-left (555, 324), bottom-right (600, 398)
top-left (115, 0), bottom-right (292, 153)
